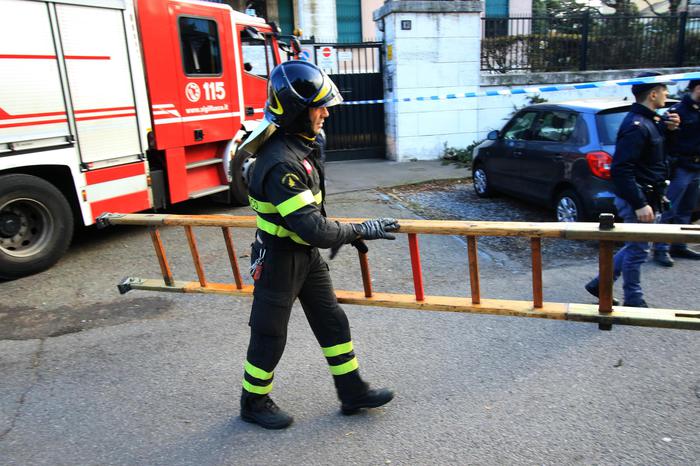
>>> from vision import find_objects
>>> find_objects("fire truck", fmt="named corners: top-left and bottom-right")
top-left (0, 0), bottom-right (298, 279)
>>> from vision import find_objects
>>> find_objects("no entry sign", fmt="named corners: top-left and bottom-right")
top-left (317, 46), bottom-right (336, 73)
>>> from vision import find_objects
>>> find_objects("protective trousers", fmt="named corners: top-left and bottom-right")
top-left (242, 241), bottom-right (368, 402)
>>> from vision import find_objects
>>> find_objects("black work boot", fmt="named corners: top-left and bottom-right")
top-left (623, 299), bottom-right (649, 308)
top-left (240, 392), bottom-right (293, 429)
top-left (653, 250), bottom-right (674, 267)
top-left (341, 387), bottom-right (394, 415)
top-left (584, 281), bottom-right (620, 306)
top-left (670, 247), bottom-right (700, 260)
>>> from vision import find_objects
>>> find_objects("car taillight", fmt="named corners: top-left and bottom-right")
top-left (586, 151), bottom-right (612, 180)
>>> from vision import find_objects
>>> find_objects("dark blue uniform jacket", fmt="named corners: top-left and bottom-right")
top-left (611, 103), bottom-right (669, 210)
top-left (667, 94), bottom-right (700, 170)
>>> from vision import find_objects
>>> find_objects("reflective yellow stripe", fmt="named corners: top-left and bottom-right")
top-left (329, 357), bottom-right (359, 376)
top-left (248, 196), bottom-right (277, 214)
top-left (268, 90), bottom-right (283, 115)
top-left (277, 190), bottom-right (315, 217)
top-left (313, 79), bottom-right (332, 103)
top-left (322, 341), bottom-right (353, 358)
top-left (256, 216), bottom-right (309, 245)
top-left (245, 360), bottom-right (273, 380)
top-left (243, 379), bottom-right (273, 395)
top-left (314, 191), bottom-right (322, 204)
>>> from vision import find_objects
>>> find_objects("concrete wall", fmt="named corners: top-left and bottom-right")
top-left (296, 0), bottom-right (337, 41)
top-left (362, 0), bottom-right (384, 39)
top-left (375, 1), bottom-right (483, 161)
top-left (508, 0), bottom-right (532, 16)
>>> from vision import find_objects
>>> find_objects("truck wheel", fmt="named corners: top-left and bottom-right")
top-left (229, 145), bottom-right (255, 206)
top-left (0, 174), bottom-right (74, 280)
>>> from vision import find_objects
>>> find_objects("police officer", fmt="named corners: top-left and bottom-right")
top-left (585, 71), bottom-right (680, 308)
top-left (238, 61), bottom-right (398, 429)
top-left (652, 79), bottom-right (700, 266)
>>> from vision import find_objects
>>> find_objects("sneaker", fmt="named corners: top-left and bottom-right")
top-left (670, 247), bottom-right (700, 260)
top-left (584, 282), bottom-right (620, 306)
top-left (341, 388), bottom-right (394, 415)
top-left (623, 299), bottom-right (649, 308)
top-left (653, 250), bottom-right (674, 267)
top-left (240, 394), bottom-right (294, 429)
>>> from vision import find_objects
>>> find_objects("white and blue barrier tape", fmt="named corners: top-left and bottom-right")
top-left (340, 71), bottom-right (700, 105)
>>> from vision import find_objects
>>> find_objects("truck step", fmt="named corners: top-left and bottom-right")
top-left (186, 158), bottom-right (223, 170)
top-left (189, 185), bottom-right (230, 199)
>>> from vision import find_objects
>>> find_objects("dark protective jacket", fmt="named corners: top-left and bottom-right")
top-left (611, 103), bottom-right (669, 210)
top-left (247, 130), bottom-right (357, 249)
top-left (667, 94), bottom-right (700, 170)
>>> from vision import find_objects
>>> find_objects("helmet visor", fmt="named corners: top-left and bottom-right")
top-left (310, 74), bottom-right (343, 108)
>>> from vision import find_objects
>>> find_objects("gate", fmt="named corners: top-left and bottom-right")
top-left (306, 41), bottom-right (385, 161)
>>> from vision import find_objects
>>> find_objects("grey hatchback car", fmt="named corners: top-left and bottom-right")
top-left (472, 99), bottom-right (656, 222)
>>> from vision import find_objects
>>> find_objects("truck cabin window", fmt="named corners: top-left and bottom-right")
top-left (241, 29), bottom-right (276, 78)
top-left (179, 17), bottom-right (222, 75)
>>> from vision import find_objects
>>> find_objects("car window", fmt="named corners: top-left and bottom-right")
top-left (596, 111), bottom-right (628, 145)
top-left (532, 111), bottom-right (578, 142)
top-left (502, 111), bottom-right (538, 140)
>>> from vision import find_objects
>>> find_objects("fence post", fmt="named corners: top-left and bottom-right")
top-left (579, 10), bottom-right (590, 71)
top-left (676, 11), bottom-right (688, 68)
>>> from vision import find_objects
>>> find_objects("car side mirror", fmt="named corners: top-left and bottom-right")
top-left (487, 130), bottom-right (499, 140)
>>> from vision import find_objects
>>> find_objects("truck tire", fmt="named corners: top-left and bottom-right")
top-left (0, 174), bottom-right (74, 280)
top-left (229, 142), bottom-right (255, 206)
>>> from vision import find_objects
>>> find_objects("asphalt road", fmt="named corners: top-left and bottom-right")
top-left (1, 161), bottom-right (699, 465)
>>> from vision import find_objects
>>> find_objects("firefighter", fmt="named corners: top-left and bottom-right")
top-left (585, 71), bottom-right (679, 308)
top-left (238, 61), bottom-right (398, 429)
top-left (652, 79), bottom-right (700, 266)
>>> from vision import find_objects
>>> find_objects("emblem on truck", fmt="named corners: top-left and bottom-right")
top-left (185, 83), bottom-right (201, 103)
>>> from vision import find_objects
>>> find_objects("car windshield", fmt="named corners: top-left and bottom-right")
top-left (595, 110), bottom-right (628, 145)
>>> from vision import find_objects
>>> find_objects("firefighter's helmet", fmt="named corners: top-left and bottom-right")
top-left (264, 60), bottom-right (343, 130)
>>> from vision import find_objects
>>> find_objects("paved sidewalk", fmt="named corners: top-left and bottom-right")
top-left (324, 159), bottom-right (468, 194)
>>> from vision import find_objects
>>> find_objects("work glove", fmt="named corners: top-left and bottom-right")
top-left (352, 218), bottom-right (400, 240)
top-left (329, 238), bottom-right (368, 260)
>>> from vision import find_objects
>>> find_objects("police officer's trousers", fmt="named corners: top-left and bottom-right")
top-left (654, 166), bottom-right (700, 252)
top-left (588, 197), bottom-right (651, 305)
top-left (242, 241), bottom-right (368, 401)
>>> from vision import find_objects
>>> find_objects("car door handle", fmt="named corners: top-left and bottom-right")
top-left (552, 153), bottom-right (564, 161)
top-left (513, 150), bottom-right (525, 157)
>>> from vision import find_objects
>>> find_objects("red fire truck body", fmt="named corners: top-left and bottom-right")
top-left (0, 0), bottom-right (286, 279)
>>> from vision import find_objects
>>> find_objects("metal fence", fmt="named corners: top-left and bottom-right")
top-left (482, 12), bottom-right (700, 73)
top-left (298, 40), bottom-right (385, 160)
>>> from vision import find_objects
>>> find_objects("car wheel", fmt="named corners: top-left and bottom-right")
top-left (473, 164), bottom-right (494, 198)
top-left (555, 189), bottom-right (586, 222)
top-left (0, 174), bottom-right (74, 279)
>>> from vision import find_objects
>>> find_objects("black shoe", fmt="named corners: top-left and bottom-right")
top-left (670, 247), bottom-right (700, 260)
top-left (623, 299), bottom-right (649, 308)
top-left (584, 282), bottom-right (620, 306)
top-left (341, 388), bottom-right (394, 415)
top-left (653, 250), bottom-right (674, 267)
top-left (240, 394), bottom-right (293, 429)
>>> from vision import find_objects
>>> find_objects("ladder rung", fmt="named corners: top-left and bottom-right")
top-left (189, 185), bottom-right (229, 199)
top-left (186, 158), bottom-right (224, 170)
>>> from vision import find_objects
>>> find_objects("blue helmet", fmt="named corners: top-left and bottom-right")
top-left (264, 60), bottom-right (343, 129)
